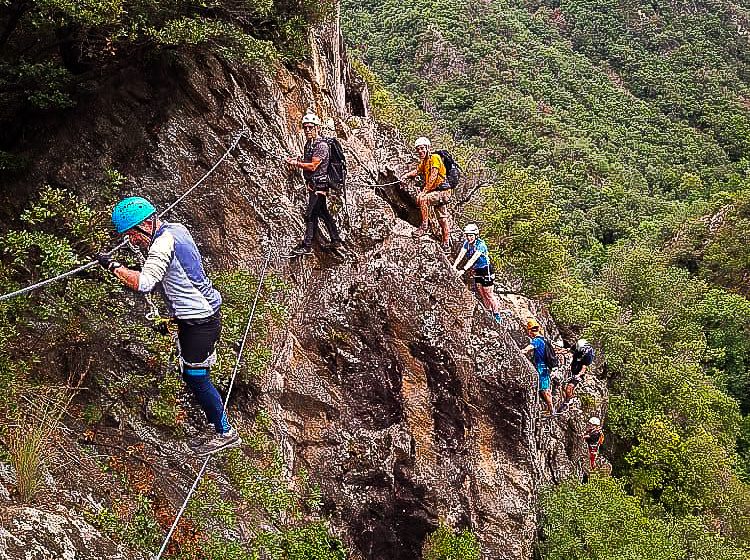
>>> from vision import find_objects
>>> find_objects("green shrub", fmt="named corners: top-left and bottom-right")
top-left (540, 477), bottom-right (746, 560)
top-left (422, 522), bottom-right (481, 560)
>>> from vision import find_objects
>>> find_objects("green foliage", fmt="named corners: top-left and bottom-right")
top-left (342, 0), bottom-right (749, 256)
top-left (148, 373), bottom-right (182, 427)
top-left (540, 476), bottom-right (747, 560)
top-left (421, 521), bottom-right (481, 560)
top-left (352, 60), bottom-right (436, 141)
top-left (91, 494), bottom-right (162, 552)
top-left (0, 0), bottom-right (336, 132)
top-left (186, 477), bottom-right (237, 533)
top-left (626, 419), bottom-right (750, 539)
top-left (470, 163), bottom-right (569, 294)
top-left (5, 413), bottom-right (56, 502)
top-left (212, 271), bottom-right (288, 384)
top-left (180, 412), bottom-right (346, 560)
top-left (148, 17), bottom-right (276, 64)
top-left (343, 2), bottom-right (750, 550)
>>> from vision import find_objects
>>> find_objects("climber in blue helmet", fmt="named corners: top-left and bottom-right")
top-left (97, 196), bottom-right (241, 457)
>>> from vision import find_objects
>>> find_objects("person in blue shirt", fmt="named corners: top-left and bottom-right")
top-left (521, 318), bottom-right (555, 415)
top-left (451, 223), bottom-right (505, 323)
top-left (97, 196), bottom-right (241, 457)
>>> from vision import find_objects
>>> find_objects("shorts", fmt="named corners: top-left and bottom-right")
top-left (537, 366), bottom-right (551, 392)
top-left (418, 189), bottom-right (451, 219)
top-left (473, 265), bottom-right (494, 287)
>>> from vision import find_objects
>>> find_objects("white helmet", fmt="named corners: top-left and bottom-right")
top-left (588, 417), bottom-right (601, 426)
top-left (414, 136), bottom-right (431, 148)
top-left (463, 223), bottom-right (480, 235)
top-left (301, 110), bottom-right (321, 126)
top-left (576, 339), bottom-right (590, 351)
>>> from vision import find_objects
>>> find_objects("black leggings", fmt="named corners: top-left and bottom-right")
top-left (304, 190), bottom-right (341, 247)
top-left (176, 312), bottom-right (229, 433)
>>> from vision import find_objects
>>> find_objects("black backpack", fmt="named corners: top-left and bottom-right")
top-left (320, 137), bottom-right (347, 189)
top-left (434, 149), bottom-right (461, 188)
top-left (543, 337), bottom-right (560, 369)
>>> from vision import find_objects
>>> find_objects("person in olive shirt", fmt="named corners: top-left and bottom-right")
top-left (400, 136), bottom-right (452, 252)
top-left (286, 110), bottom-right (342, 256)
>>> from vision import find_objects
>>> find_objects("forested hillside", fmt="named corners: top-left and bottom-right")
top-left (342, 0), bottom-right (750, 557)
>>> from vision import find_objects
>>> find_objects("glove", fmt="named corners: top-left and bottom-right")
top-left (97, 253), bottom-right (122, 272)
top-left (152, 320), bottom-right (171, 336)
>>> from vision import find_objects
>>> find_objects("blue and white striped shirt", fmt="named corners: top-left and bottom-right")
top-left (137, 223), bottom-right (221, 319)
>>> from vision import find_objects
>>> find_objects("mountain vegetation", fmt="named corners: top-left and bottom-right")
top-left (342, 0), bottom-right (750, 556)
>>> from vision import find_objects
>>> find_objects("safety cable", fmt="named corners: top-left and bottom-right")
top-left (0, 239), bottom-right (129, 302)
top-left (0, 130), bottom-right (246, 303)
top-left (158, 130), bottom-right (246, 217)
top-left (349, 179), bottom-right (401, 188)
top-left (153, 252), bottom-right (271, 560)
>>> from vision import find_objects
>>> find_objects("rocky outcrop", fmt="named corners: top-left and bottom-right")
top-left (0, 506), bottom-right (145, 560)
top-left (0, 7), bottom-right (608, 559)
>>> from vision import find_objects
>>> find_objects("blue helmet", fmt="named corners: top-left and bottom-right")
top-left (111, 197), bottom-right (156, 233)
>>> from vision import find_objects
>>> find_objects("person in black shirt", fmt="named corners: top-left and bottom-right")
top-left (557, 339), bottom-right (595, 413)
top-left (286, 110), bottom-right (342, 256)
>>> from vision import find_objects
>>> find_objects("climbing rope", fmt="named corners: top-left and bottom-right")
top-left (0, 130), bottom-right (246, 303)
top-left (153, 252), bottom-right (271, 560)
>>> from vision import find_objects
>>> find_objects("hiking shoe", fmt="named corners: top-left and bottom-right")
top-left (321, 239), bottom-right (343, 251)
top-left (291, 244), bottom-right (313, 256)
top-left (193, 428), bottom-right (242, 457)
top-left (187, 428), bottom-right (214, 451)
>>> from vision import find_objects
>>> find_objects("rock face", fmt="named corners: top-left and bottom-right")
top-left (0, 7), bottom-right (608, 560)
top-left (0, 506), bottom-right (145, 560)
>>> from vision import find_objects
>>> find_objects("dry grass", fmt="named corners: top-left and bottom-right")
top-left (4, 390), bottom-right (73, 503)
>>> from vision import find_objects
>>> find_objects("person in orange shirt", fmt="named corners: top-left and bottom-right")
top-left (399, 136), bottom-right (452, 252)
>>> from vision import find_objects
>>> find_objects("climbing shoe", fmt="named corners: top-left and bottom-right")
top-left (441, 242), bottom-right (451, 254)
top-left (557, 402), bottom-right (569, 414)
top-left (291, 244), bottom-right (313, 256)
top-left (493, 312), bottom-right (503, 324)
top-left (194, 428), bottom-right (242, 457)
top-left (412, 226), bottom-right (428, 238)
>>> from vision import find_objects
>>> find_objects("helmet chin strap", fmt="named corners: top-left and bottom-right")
top-left (132, 214), bottom-right (158, 246)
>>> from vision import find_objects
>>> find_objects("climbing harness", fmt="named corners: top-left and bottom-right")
top-left (153, 252), bottom-right (271, 560)
top-left (0, 130), bottom-right (247, 303)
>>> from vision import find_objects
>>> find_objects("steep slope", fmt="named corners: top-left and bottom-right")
top-left (0, 12), bottom-right (603, 560)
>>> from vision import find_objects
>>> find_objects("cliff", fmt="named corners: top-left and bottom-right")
top-left (0, 12), bottom-right (608, 560)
